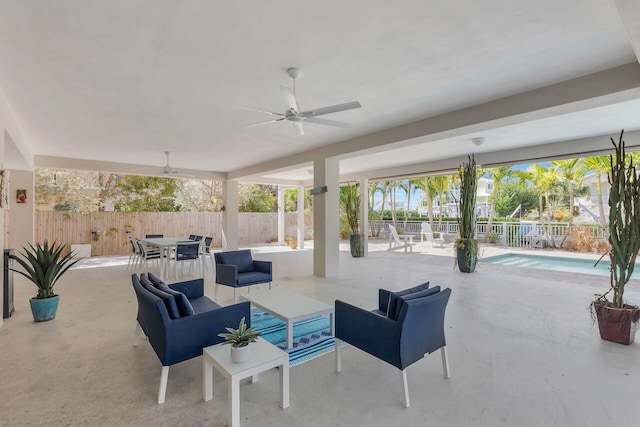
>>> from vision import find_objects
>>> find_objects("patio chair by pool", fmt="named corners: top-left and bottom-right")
top-left (335, 285), bottom-right (452, 408)
top-left (420, 222), bottom-right (445, 248)
top-left (387, 224), bottom-right (415, 252)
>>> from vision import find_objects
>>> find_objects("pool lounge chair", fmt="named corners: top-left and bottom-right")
top-left (420, 222), bottom-right (445, 248)
top-left (387, 225), bottom-right (415, 253)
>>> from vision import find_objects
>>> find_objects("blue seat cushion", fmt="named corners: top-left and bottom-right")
top-left (189, 296), bottom-right (222, 314)
top-left (387, 282), bottom-right (430, 319)
top-left (156, 283), bottom-right (195, 317)
top-left (236, 271), bottom-right (271, 286)
top-left (139, 274), bottom-right (181, 319)
top-left (220, 250), bottom-right (254, 273)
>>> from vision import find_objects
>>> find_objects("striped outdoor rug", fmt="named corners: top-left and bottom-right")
top-left (250, 308), bottom-right (346, 367)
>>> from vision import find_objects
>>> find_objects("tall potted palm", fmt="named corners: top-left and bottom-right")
top-left (10, 240), bottom-right (80, 322)
top-left (341, 183), bottom-right (364, 257)
top-left (456, 155), bottom-right (478, 273)
top-left (592, 131), bottom-right (640, 344)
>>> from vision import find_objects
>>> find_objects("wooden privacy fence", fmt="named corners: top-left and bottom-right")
top-left (35, 211), bottom-right (312, 257)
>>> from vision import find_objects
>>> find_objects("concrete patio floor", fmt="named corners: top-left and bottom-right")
top-left (1, 241), bottom-right (639, 426)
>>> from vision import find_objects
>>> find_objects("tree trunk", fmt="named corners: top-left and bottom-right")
top-left (596, 175), bottom-right (608, 239)
top-left (484, 196), bottom-right (497, 242)
top-left (559, 184), bottom-right (574, 248)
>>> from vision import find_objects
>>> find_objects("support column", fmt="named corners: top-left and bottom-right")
top-left (360, 178), bottom-right (369, 257)
top-left (222, 180), bottom-right (239, 250)
top-left (313, 158), bottom-right (339, 277)
top-left (297, 186), bottom-right (305, 250)
top-left (277, 186), bottom-right (284, 245)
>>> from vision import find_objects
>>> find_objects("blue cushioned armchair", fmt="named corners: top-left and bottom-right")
top-left (335, 286), bottom-right (452, 407)
top-left (132, 273), bottom-right (250, 403)
top-left (214, 250), bottom-right (272, 302)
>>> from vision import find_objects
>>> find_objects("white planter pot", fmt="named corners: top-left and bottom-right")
top-left (231, 345), bottom-right (251, 363)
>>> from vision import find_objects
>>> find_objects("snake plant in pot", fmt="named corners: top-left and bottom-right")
top-left (10, 240), bottom-right (80, 322)
top-left (455, 155), bottom-right (478, 273)
top-left (218, 317), bottom-right (261, 363)
top-left (592, 131), bottom-right (640, 345)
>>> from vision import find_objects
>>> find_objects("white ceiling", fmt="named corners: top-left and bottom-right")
top-left (1, 0), bottom-right (639, 182)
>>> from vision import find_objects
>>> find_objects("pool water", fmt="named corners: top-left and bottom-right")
top-left (481, 253), bottom-right (640, 279)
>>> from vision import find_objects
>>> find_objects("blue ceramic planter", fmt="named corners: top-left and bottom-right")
top-left (29, 295), bottom-right (60, 322)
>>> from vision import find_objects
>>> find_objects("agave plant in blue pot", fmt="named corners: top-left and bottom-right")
top-left (10, 240), bottom-right (80, 322)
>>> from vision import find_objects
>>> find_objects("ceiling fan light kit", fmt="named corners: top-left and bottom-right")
top-left (244, 67), bottom-right (361, 135)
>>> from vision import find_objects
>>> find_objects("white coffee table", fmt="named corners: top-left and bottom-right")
top-left (241, 289), bottom-right (334, 350)
top-left (203, 338), bottom-right (289, 427)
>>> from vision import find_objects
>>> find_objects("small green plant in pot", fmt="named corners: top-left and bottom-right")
top-left (455, 155), bottom-right (479, 273)
top-left (10, 240), bottom-right (80, 322)
top-left (592, 131), bottom-right (640, 345)
top-left (218, 317), bottom-right (261, 363)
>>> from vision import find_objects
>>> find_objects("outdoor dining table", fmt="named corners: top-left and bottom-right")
top-left (141, 237), bottom-right (190, 280)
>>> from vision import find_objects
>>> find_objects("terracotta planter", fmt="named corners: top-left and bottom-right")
top-left (593, 301), bottom-right (640, 345)
top-left (288, 240), bottom-right (298, 250)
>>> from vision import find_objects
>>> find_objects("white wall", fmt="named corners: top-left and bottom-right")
top-left (8, 169), bottom-right (34, 249)
top-left (0, 85), bottom-right (33, 328)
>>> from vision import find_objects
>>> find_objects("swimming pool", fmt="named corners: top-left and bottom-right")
top-left (481, 253), bottom-right (640, 279)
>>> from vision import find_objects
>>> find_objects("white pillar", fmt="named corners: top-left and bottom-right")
top-left (313, 158), bottom-right (339, 277)
top-left (277, 186), bottom-right (285, 245)
top-left (297, 186), bottom-right (305, 250)
top-left (222, 180), bottom-right (239, 250)
top-left (360, 178), bottom-right (369, 257)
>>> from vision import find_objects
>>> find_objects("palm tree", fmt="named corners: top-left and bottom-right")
top-left (524, 164), bottom-right (548, 222)
top-left (539, 166), bottom-right (561, 248)
top-left (484, 166), bottom-right (512, 242)
top-left (414, 177), bottom-right (436, 230)
top-left (399, 179), bottom-right (417, 230)
top-left (368, 181), bottom-right (383, 237)
top-left (430, 175), bottom-right (451, 231)
top-left (389, 180), bottom-right (398, 228)
top-left (552, 158), bottom-right (586, 247)
top-left (585, 155), bottom-right (617, 239)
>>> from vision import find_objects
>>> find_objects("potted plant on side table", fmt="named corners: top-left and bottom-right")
top-left (455, 155), bottom-right (479, 273)
top-left (592, 130), bottom-right (640, 345)
top-left (10, 240), bottom-right (80, 322)
top-left (218, 317), bottom-right (261, 363)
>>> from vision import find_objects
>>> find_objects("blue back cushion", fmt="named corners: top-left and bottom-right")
top-left (393, 286), bottom-right (442, 321)
top-left (139, 274), bottom-right (181, 319)
top-left (158, 283), bottom-right (195, 317)
top-left (220, 250), bottom-right (254, 273)
top-left (387, 282), bottom-right (430, 319)
top-left (147, 273), bottom-right (194, 317)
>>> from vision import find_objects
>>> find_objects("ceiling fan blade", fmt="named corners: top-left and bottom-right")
top-left (304, 117), bottom-right (351, 128)
top-left (301, 101), bottom-right (361, 118)
top-left (280, 86), bottom-right (299, 114)
top-left (237, 106), bottom-right (284, 117)
top-left (245, 118), bottom-right (286, 127)
top-left (293, 121), bottom-right (304, 136)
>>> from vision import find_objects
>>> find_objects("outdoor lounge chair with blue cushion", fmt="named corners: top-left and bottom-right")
top-left (214, 249), bottom-right (272, 302)
top-left (335, 284), bottom-right (452, 407)
top-left (131, 273), bottom-right (250, 404)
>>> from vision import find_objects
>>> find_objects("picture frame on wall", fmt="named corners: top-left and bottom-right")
top-left (17, 189), bottom-right (27, 203)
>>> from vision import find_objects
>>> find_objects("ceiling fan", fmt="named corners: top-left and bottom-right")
top-left (161, 151), bottom-right (195, 178)
top-left (244, 68), bottom-right (361, 135)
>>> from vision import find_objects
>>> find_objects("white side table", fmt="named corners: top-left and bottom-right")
top-left (203, 338), bottom-right (289, 427)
